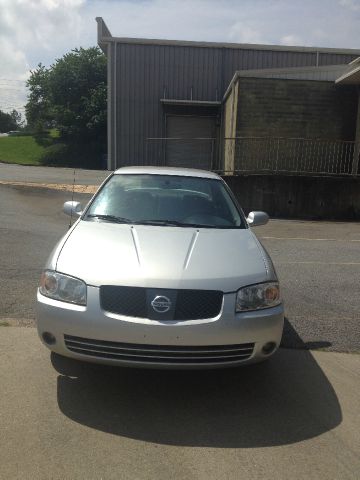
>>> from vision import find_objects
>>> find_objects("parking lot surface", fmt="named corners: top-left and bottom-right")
top-left (0, 182), bottom-right (359, 352)
top-left (0, 161), bottom-right (108, 185)
top-left (1, 327), bottom-right (359, 480)
top-left (1, 170), bottom-right (359, 480)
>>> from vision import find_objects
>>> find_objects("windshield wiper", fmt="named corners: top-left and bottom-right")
top-left (87, 216), bottom-right (235, 228)
top-left (86, 214), bottom-right (132, 224)
top-left (134, 219), bottom-right (220, 228)
top-left (133, 219), bottom-right (185, 226)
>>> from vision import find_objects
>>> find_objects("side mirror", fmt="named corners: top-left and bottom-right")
top-left (63, 201), bottom-right (83, 218)
top-left (247, 211), bottom-right (269, 227)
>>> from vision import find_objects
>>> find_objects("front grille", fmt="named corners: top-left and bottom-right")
top-left (64, 335), bottom-right (255, 364)
top-left (101, 286), bottom-right (147, 318)
top-left (100, 286), bottom-right (223, 320)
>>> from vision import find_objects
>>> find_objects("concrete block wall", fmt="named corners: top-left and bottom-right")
top-left (224, 174), bottom-right (360, 220)
top-left (230, 77), bottom-right (358, 174)
top-left (236, 77), bottom-right (357, 140)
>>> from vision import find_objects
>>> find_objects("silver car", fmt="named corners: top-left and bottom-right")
top-left (37, 167), bottom-right (284, 368)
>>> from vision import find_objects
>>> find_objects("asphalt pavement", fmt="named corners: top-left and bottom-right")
top-left (0, 161), bottom-right (108, 185)
top-left (0, 180), bottom-right (359, 352)
top-left (1, 165), bottom-right (360, 479)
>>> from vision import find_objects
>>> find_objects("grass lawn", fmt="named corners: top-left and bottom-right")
top-left (0, 130), bottom-right (103, 168)
top-left (0, 133), bottom-right (54, 166)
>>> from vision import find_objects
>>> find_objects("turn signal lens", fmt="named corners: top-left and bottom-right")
top-left (236, 282), bottom-right (281, 312)
top-left (40, 272), bottom-right (58, 294)
top-left (264, 284), bottom-right (280, 302)
top-left (39, 270), bottom-right (86, 306)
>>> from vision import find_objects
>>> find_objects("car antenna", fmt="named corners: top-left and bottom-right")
top-left (69, 167), bottom-right (76, 229)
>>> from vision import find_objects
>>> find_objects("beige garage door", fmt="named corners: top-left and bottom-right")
top-left (166, 116), bottom-right (216, 170)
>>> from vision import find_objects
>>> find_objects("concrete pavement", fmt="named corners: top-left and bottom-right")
top-left (1, 327), bottom-right (359, 479)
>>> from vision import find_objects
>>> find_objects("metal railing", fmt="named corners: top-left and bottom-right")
top-left (222, 137), bottom-right (360, 176)
top-left (145, 137), bottom-right (360, 176)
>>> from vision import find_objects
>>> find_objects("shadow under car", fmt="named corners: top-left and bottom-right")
top-left (52, 321), bottom-right (341, 448)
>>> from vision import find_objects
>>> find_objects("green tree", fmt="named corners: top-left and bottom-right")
top-left (9, 109), bottom-right (24, 128)
top-left (0, 109), bottom-right (19, 132)
top-left (25, 47), bottom-right (107, 167)
top-left (25, 64), bottom-right (53, 131)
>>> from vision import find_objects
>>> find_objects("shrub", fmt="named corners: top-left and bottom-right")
top-left (39, 143), bottom-right (70, 166)
top-left (39, 141), bottom-right (105, 169)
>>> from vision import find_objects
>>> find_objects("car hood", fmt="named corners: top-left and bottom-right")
top-left (55, 221), bottom-right (275, 292)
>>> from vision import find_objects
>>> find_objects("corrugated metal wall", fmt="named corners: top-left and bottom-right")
top-left (109, 41), bottom-right (358, 167)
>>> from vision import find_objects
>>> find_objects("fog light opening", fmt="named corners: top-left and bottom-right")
top-left (42, 332), bottom-right (56, 345)
top-left (262, 342), bottom-right (277, 355)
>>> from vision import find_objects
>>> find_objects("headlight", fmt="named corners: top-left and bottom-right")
top-left (236, 282), bottom-right (281, 312)
top-left (39, 270), bottom-right (87, 306)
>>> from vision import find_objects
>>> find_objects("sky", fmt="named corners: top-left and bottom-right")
top-left (0, 0), bottom-right (360, 119)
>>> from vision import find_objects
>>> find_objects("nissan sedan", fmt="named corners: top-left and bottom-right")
top-left (37, 167), bottom-right (284, 368)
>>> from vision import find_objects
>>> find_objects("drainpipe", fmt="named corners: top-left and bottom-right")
top-left (352, 86), bottom-right (360, 175)
top-left (113, 41), bottom-right (117, 170)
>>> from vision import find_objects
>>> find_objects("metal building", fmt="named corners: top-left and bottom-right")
top-left (96, 17), bottom-right (360, 171)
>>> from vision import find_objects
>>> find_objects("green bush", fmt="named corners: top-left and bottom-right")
top-left (39, 143), bottom-right (70, 166)
top-left (39, 141), bottom-right (105, 169)
top-left (34, 132), bottom-right (56, 147)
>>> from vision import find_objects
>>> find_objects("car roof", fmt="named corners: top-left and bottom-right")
top-left (113, 166), bottom-right (221, 180)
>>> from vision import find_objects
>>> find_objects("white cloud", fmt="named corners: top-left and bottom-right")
top-left (0, 0), bottom-right (86, 114)
top-left (280, 35), bottom-right (303, 46)
top-left (0, 0), bottom-right (359, 116)
top-left (0, 0), bottom-right (86, 52)
top-left (94, 0), bottom-right (360, 48)
top-left (0, 37), bottom-right (29, 114)
top-left (339, 0), bottom-right (360, 11)
top-left (228, 23), bottom-right (266, 44)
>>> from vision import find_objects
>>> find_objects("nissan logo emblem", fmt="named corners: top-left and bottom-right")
top-left (151, 295), bottom-right (171, 313)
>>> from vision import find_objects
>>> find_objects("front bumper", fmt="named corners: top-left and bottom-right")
top-left (37, 286), bottom-right (284, 369)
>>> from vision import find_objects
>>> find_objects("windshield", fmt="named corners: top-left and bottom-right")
top-left (85, 174), bottom-right (244, 228)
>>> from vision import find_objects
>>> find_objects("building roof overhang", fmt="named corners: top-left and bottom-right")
top-left (223, 60), bottom-right (360, 102)
top-left (335, 57), bottom-right (360, 84)
top-left (160, 99), bottom-right (221, 107)
top-left (96, 17), bottom-right (360, 56)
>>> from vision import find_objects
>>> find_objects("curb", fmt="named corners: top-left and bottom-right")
top-left (0, 180), bottom-right (98, 194)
